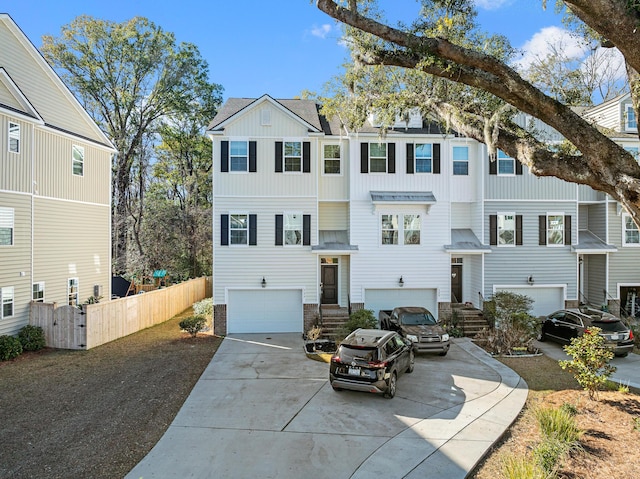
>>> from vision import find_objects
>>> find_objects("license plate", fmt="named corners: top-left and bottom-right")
top-left (348, 367), bottom-right (360, 376)
top-left (610, 334), bottom-right (619, 340)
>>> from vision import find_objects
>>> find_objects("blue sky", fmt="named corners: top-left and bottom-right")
top-left (5, 1), bottom-right (566, 101)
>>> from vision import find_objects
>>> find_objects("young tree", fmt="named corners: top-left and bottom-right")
top-left (41, 16), bottom-right (223, 273)
top-left (316, 0), bottom-right (640, 228)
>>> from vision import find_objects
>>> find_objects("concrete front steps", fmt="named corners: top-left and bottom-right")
top-left (451, 304), bottom-right (490, 338)
top-left (319, 305), bottom-right (350, 338)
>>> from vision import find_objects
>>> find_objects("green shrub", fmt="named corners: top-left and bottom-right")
top-left (18, 325), bottom-right (46, 351)
top-left (534, 406), bottom-right (582, 444)
top-left (193, 298), bottom-right (213, 318)
top-left (559, 327), bottom-right (616, 400)
top-left (179, 316), bottom-right (207, 338)
top-left (532, 437), bottom-right (567, 474)
top-left (337, 309), bottom-right (377, 340)
top-left (500, 453), bottom-right (546, 479)
top-left (0, 335), bottom-right (23, 361)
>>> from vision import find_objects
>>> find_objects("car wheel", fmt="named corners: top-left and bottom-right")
top-left (615, 352), bottom-right (629, 358)
top-left (406, 350), bottom-right (415, 373)
top-left (537, 329), bottom-right (547, 342)
top-left (332, 386), bottom-right (343, 391)
top-left (384, 372), bottom-right (397, 399)
top-left (439, 349), bottom-right (448, 356)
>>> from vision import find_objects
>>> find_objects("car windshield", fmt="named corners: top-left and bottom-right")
top-left (592, 320), bottom-right (628, 333)
top-left (402, 312), bottom-right (436, 325)
top-left (338, 345), bottom-right (379, 363)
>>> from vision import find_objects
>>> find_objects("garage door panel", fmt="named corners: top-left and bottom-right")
top-left (496, 287), bottom-right (564, 317)
top-left (228, 289), bottom-right (302, 333)
top-left (364, 289), bottom-right (438, 321)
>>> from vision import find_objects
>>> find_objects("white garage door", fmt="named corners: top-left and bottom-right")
top-left (364, 288), bottom-right (438, 322)
top-left (228, 289), bottom-right (303, 333)
top-left (496, 287), bottom-right (565, 317)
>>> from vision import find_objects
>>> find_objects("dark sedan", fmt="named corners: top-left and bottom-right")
top-left (539, 308), bottom-right (634, 357)
top-left (329, 329), bottom-right (414, 398)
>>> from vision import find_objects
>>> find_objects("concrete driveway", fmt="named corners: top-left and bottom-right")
top-left (126, 335), bottom-right (527, 479)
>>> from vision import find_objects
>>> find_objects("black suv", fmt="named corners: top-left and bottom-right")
top-left (329, 329), bottom-right (414, 398)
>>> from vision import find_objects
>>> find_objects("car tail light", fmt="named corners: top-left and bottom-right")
top-left (331, 356), bottom-right (342, 363)
top-left (367, 360), bottom-right (387, 369)
top-left (630, 329), bottom-right (634, 340)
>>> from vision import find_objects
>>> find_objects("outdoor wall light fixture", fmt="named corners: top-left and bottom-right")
top-left (399, 276), bottom-right (404, 287)
top-left (527, 275), bottom-right (534, 285)
top-left (261, 277), bottom-right (266, 288)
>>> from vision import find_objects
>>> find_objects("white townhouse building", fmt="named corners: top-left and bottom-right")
top-left (207, 94), bottom-right (640, 335)
top-left (0, 14), bottom-right (115, 336)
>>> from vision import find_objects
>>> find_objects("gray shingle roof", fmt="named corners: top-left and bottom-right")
top-left (444, 229), bottom-right (491, 252)
top-left (572, 230), bottom-right (617, 252)
top-left (312, 230), bottom-right (358, 252)
top-left (370, 191), bottom-right (436, 203)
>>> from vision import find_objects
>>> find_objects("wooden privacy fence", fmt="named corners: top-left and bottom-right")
top-left (30, 277), bottom-right (211, 350)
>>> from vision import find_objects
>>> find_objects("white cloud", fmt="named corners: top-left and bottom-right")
top-left (310, 24), bottom-right (332, 39)
top-left (474, 0), bottom-right (513, 10)
top-left (516, 26), bottom-right (589, 69)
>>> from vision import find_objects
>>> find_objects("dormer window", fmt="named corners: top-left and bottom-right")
top-left (626, 104), bottom-right (637, 131)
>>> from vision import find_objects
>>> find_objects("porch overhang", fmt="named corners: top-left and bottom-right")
top-left (444, 229), bottom-right (491, 254)
top-left (370, 191), bottom-right (436, 213)
top-left (312, 230), bottom-right (358, 255)
top-left (572, 230), bottom-right (617, 254)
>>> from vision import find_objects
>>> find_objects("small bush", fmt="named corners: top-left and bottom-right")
top-left (534, 406), bottom-right (582, 445)
top-left (18, 325), bottom-right (46, 351)
top-left (0, 335), bottom-right (23, 361)
top-left (533, 437), bottom-right (567, 474)
top-left (193, 298), bottom-right (213, 318)
top-left (559, 327), bottom-right (616, 400)
top-left (179, 316), bottom-right (207, 338)
top-left (337, 309), bottom-right (377, 341)
top-left (501, 453), bottom-right (546, 479)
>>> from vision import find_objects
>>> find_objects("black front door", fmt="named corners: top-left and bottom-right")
top-left (321, 265), bottom-right (338, 304)
top-left (451, 265), bottom-right (462, 304)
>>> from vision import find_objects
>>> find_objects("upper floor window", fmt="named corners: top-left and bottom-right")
top-left (623, 214), bottom-right (639, 246)
top-left (72, 145), bottom-right (84, 176)
top-left (453, 146), bottom-right (469, 175)
top-left (626, 104), bottom-right (637, 131)
top-left (547, 214), bottom-right (564, 245)
top-left (497, 150), bottom-right (514, 175)
top-left (415, 144), bottom-right (432, 173)
top-left (498, 214), bottom-right (516, 246)
top-left (323, 144), bottom-right (341, 174)
top-left (284, 213), bottom-right (303, 245)
top-left (381, 214), bottom-right (421, 245)
top-left (284, 142), bottom-right (302, 172)
top-left (33, 282), bottom-right (45, 302)
top-left (0, 207), bottom-right (14, 246)
top-left (369, 143), bottom-right (387, 173)
top-left (1, 286), bottom-right (14, 318)
top-left (8, 122), bottom-right (20, 153)
top-left (230, 141), bottom-right (248, 172)
top-left (230, 214), bottom-right (249, 245)
top-left (68, 278), bottom-right (79, 306)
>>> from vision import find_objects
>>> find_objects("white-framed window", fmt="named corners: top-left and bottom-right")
top-left (381, 214), bottom-right (421, 245)
top-left (415, 144), bottom-right (432, 173)
top-left (623, 214), bottom-right (640, 246)
top-left (498, 213), bottom-right (516, 246)
top-left (9, 122), bottom-right (20, 153)
top-left (33, 282), bottom-right (45, 302)
top-left (230, 141), bottom-right (248, 172)
top-left (284, 213), bottom-right (303, 245)
top-left (0, 207), bottom-right (14, 246)
top-left (369, 143), bottom-right (387, 173)
top-left (547, 214), bottom-right (564, 246)
top-left (452, 146), bottom-right (469, 175)
top-left (72, 145), bottom-right (84, 176)
top-left (1, 286), bottom-right (14, 318)
top-left (626, 104), bottom-right (637, 131)
top-left (229, 214), bottom-right (248, 245)
top-left (323, 144), bottom-right (341, 174)
top-left (68, 278), bottom-right (79, 306)
top-left (284, 141), bottom-right (302, 172)
top-left (497, 149), bottom-right (515, 175)
top-left (403, 214), bottom-right (421, 244)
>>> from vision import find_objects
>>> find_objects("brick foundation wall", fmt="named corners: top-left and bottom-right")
top-left (350, 302), bottom-right (364, 312)
top-left (438, 302), bottom-right (452, 321)
top-left (213, 304), bottom-right (227, 336)
top-left (304, 303), bottom-right (319, 333)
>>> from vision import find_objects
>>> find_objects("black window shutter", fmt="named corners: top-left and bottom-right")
top-left (303, 141), bottom-right (311, 173)
top-left (406, 144), bottom-right (414, 174)
top-left (275, 142), bottom-right (283, 173)
top-left (303, 215), bottom-right (311, 246)
top-left (360, 143), bottom-right (369, 173)
top-left (516, 215), bottom-right (523, 245)
top-left (221, 141), bottom-right (229, 172)
top-left (249, 141), bottom-right (257, 172)
top-left (249, 214), bottom-right (257, 245)
top-left (515, 159), bottom-right (523, 175)
top-left (388, 143), bottom-right (396, 173)
top-left (489, 215), bottom-right (497, 245)
top-left (433, 143), bottom-right (441, 174)
top-left (275, 214), bottom-right (283, 245)
top-left (221, 214), bottom-right (229, 246)
top-left (564, 215), bottom-right (571, 245)
top-left (539, 215), bottom-right (547, 245)
top-left (489, 156), bottom-right (497, 175)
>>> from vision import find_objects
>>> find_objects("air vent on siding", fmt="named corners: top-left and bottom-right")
top-left (261, 108), bottom-right (272, 126)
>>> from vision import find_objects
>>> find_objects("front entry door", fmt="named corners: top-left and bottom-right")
top-left (321, 265), bottom-right (338, 304)
top-left (451, 264), bottom-right (462, 304)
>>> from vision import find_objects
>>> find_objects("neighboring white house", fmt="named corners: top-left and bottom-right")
top-left (207, 94), bottom-right (640, 335)
top-left (0, 14), bottom-right (115, 336)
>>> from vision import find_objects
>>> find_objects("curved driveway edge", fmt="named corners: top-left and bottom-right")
top-left (126, 335), bottom-right (527, 479)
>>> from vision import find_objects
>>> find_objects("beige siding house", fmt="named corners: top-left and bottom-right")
top-left (0, 14), bottom-right (115, 336)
